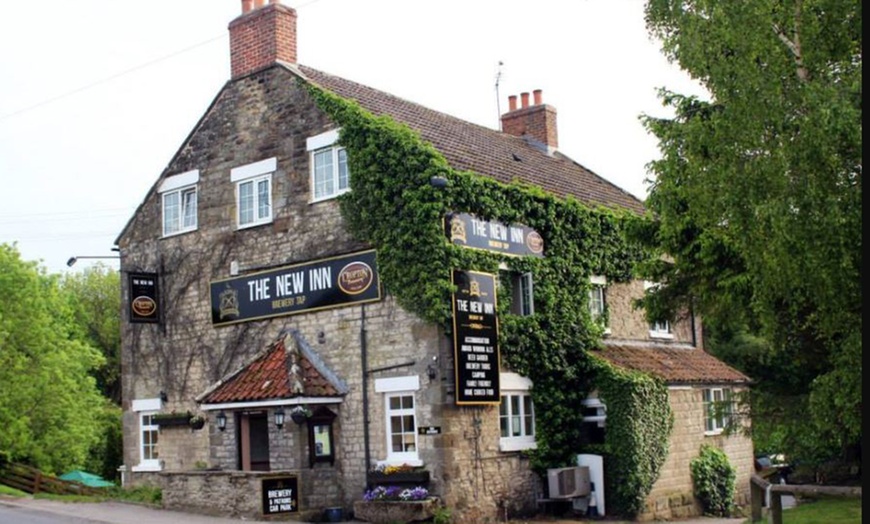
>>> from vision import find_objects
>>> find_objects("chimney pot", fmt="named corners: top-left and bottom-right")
top-left (508, 95), bottom-right (518, 112)
top-left (520, 92), bottom-right (530, 108)
top-left (229, 1), bottom-right (298, 78)
top-left (254, 0), bottom-right (265, 7)
top-left (533, 89), bottom-right (543, 105)
top-left (500, 89), bottom-right (559, 151)
top-left (241, 0), bottom-right (253, 13)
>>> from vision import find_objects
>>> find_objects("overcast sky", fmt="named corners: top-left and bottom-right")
top-left (0, 0), bottom-right (706, 274)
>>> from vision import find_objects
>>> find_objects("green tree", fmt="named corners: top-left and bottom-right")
top-left (639, 0), bottom-right (861, 463)
top-left (0, 244), bottom-right (106, 474)
top-left (60, 264), bottom-right (121, 404)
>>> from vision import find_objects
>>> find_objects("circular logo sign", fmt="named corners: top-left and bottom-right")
top-left (338, 261), bottom-right (374, 295)
top-left (526, 231), bottom-right (544, 254)
top-left (131, 296), bottom-right (157, 317)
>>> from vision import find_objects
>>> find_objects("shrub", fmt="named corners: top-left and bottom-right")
top-left (690, 444), bottom-right (735, 516)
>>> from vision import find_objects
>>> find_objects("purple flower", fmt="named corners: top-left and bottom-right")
top-left (362, 485), bottom-right (429, 502)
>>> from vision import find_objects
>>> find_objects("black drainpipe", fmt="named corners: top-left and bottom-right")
top-left (361, 304), bottom-right (371, 476)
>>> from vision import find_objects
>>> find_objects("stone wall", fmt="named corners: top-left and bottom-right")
top-left (606, 280), bottom-right (701, 345)
top-left (638, 386), bottom-right (753, 521)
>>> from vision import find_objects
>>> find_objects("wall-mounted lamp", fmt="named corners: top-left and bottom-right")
top-left (66, 255), bottom-right (120, 267)
top-left (274, 408), bottom-right (285, 430)
top-left (317, 331), bottom-right (326, 344)
top-left (159, 390), bottom-right (169, 403)
top-left (426, 355), bottom-right (438, 380)
top-left (216, 411), bottom-right (227, 432)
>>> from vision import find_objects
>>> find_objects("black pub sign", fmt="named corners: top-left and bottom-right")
top-left (128, 272), bottom-right (159, 324)
top-left (452, 270), bottom-right (500, 405)
top-left (210, 250), bottom-right (381, 326)
top-left (262, 475), bottom-right (299, 515)
top-left (445, 212), bottom-right (544, 257)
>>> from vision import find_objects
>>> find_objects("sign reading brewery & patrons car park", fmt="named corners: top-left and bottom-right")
top-left (452, 270), bottom-right (500, 405)
top-left (445, 212), bottom-right (544, 258)
top-left (210, 250), bottom-right (380, 326)
top-left (128, 272), bottom-right (159, 323)
top-left (261, 475), bottom-right (299, 515)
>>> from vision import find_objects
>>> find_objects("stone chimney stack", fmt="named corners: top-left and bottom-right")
top-left (229, 0), bottom-right (297, 79)
top-left (500, 89), bottom-right (558, 153)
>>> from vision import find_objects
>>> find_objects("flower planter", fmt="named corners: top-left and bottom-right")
top-left (353, 498), bottom-right (439, 523)
top-left (366, 470), bottom-right (430, 488)
top-left (152, 413), bottom-right (192, 428)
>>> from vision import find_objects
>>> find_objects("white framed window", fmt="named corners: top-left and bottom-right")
top-left (375, 376), bottom-right (421, 466)
top-left (307, 129), bottom-right (350, 202)
top-left (231, 158), bottom-right (275, 229)
top-left (703, 387), bottom-right (733, 435)
top-left (644, 280), bottom-right (673, 339)
top-left (499, 373), bottom-right (536, 452)
top-left (500, 267), bottom-right (534, 316)
top-left (158, 170), bottom-right (198, 237)
top-left (131, 397), bottom-right (162, 472)
top-left (589, 275), bottom-right (610, 334)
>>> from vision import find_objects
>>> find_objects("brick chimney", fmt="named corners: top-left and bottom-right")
top-left (229, 0), bottom-right (297, 79)
top-left (500, 89), bottom-right (558, 153)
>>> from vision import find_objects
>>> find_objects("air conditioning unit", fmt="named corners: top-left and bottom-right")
top-left (547, 466), bottom-right (591, 499)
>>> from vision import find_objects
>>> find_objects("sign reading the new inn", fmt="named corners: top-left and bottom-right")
top-left (210, 250), bottom-right (381, 326)
top-left (128, 272), bottom-right (159, 324)
top-left (446, 212), bottom-right (544, 258)
top-left (452, 270), bottom-right (501, 405)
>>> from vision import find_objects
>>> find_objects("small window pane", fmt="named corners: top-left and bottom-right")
top-left (182, 189), bottom-right (197, 228)
top-left (389, 397), bottom-right (401, 410)
top-left (338, 149), bottom-right (349, 190)
top-left (257, 179), bottom-right (270, 219)
top-left (239, 181), bottom-right (254, 225)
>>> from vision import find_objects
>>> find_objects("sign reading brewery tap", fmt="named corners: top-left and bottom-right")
top-left (452, 269), bottom-right (500, 405)
top-left (210, 250), bottom-right (381, 326)
top-left (445, 212), bottom-right (544, 258)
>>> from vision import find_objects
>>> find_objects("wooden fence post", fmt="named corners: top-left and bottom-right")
top-left (750, 476), bottom-right (765, 522)
top-left (770, 491), bottom-right (783, 524)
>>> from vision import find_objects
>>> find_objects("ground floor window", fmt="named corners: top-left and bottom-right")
top-left (131, 397), bottom-right (162, 472)
top-left (375, 375), bottom-right (421, 465)
top-left (499, 373), bottom-right (536, 452)
top-left (703, 387), bottom-right (733, 434)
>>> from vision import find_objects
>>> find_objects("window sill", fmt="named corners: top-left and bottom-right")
top-left (378, 458), bottom-right (423, 468)
top-left (237, 219), bottom-right (273, 231)
top-left (704, 429), bottom-right (725, 437)
top-left (131, 463), bottom-right (162, 472)
top-left (499, 439), bottom-right (537, 453)
top-left (309, 190), bottom-right (349, 205)
top-left (649, 331), bottom-right (674, 340)
top-left (162, 228), bottom-right (197, 239)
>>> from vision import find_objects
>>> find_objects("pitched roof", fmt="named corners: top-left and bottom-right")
top-left (594, 343), bottom-right (751, 385)
top-left (298, 65), bottom-right (646, 214)
top-left (198, 329), bottom-right (347, 405)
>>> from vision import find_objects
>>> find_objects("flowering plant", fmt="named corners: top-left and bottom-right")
top-left (369, 463), bottom-right (423, 475)
top-left (363, 485), bottom-right (429, 502)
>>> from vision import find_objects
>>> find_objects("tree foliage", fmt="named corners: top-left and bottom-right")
top-left (639, 0), bottom-right (861, 461)
top-left (60, 264), bottom-right (122, 404)
top-left (0, 244), bottom-right (107, 474)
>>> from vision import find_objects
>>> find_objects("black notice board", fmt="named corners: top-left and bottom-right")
top-left (262, 476), bottom-right (299, 515)
top-left (452, 269), bottom-right (501, 405)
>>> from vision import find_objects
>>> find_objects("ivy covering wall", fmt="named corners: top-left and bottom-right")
top-left (307, 82), bottom-right (673, 518)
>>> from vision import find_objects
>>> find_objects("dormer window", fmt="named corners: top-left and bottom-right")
top-left (159, 169), bottom-right (198, 237)
top-left (307, 129), bottom-right (350, 202)
top-left (645, 280), bottom-right (673, 339)
top-left (231, 158), bottom-right (275, 229)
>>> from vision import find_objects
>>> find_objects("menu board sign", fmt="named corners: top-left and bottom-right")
top-left (445, 212), bottom-right (544, 257)
top-left (210, 250), bottom-right (381, 326)
top-left (451, 270), bottom-right (500, 405)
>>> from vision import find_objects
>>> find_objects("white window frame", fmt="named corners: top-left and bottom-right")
top-left (131, 397), bottom-right (162, 472)
top-left (158, 170), bottom-right (199, 237)
top-left (500, 265), bottom-right (534, 317)
top-left (375, 376), bottom-right (421, 466)
top-left (307, 129), bottom-right (350, 202)
top-left (644, 280), bottom-right (674, 339)
top-left (703, 387), bottom-right (733, 435)
top-left (499, 373), bottom-right (536, 452)
top-left (231, 158), bottom-right (275, 229)
top-left (589, 275), bottom-right (610, 335)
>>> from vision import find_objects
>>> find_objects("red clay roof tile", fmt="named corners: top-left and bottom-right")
top-left (594, 343), bottom-right (750, 384)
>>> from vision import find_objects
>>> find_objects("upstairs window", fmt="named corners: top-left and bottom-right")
top-left (645, 280), bottom-right (673, 339)
top-left (231, 158), bottom-right (275, 229)
top-left (703, 387), bottom-right (734, 434)
top-left (589, 275), bottom-right (609, 333)
top-left (158, 169), bottom-right (198, 237)
top-left (500, 267), bottom-right (534, 316)
top-left (307, 129), bottom-right (350, 202)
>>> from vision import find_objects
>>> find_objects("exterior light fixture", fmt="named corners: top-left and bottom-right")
top-left (290, 406), bottom-right (309, 425)
top-left (274, 408), bottom-right (285, 430)
top-left (216, 411), bottom-right (227, 432)
top-left (66, 255), bottom-right (120, 267)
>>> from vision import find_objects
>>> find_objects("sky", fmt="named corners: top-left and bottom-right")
top-left (0, 0), bottom-right (707, 275)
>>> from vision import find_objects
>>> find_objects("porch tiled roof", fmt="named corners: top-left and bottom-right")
top-left (198, 330), bottom-right (346, 404)
top-left (594, 343), bottom-right (751, 385)
top-left (298, 65), bottom-right (646, 215)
